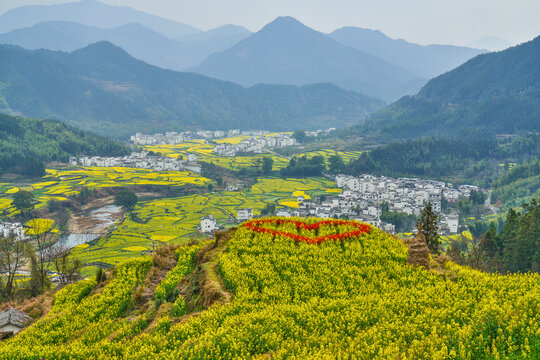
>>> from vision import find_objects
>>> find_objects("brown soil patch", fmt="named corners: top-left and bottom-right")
top-left (180, 229), bottom-right (236, 313)
top-left (1, 290), bottom-right (56, 321)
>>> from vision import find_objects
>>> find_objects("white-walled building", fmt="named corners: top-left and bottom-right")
top-left (0, 222), bottom-right (26, 241)
top-left (200, 215), bottom-right (218, 233)
top-left (237, 208), bottom-right (253, 222)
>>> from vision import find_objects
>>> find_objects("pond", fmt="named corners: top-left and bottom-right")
top-left (52, 204), bottom-right (124, 251)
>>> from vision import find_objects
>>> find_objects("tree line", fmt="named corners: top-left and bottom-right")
top-left (0, 221), bottom-right (82, 302)
top-left (449, 198), bottom-right (540, 273)
top-left (0, 114), bottom-right (129, 177)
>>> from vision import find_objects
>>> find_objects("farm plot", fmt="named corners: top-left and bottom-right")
top-left (0, 167), bottom-right (209, 216)
top-left (73, 176), bottom-right (339, 271)
top-left (296, 149), bottom-right (364, 163)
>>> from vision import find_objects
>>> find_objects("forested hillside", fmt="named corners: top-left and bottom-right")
top-left (0, 42), bottom-right (384, 138)
top-left (345, 135), bottom-right (539, 184)
top-left (492, 159), bottom-right (540, 210)
top-left (0, 113), bottom-right (129, 176)
top-left (357, 36), bottom-right (540, 139)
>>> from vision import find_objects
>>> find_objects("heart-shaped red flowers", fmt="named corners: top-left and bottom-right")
top-left (243, 218), bottom-right (371, 244)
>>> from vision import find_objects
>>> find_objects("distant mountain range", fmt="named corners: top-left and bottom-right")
top-left (0, 42), bottom-right (384, 139)
top-left (328, 27), bottom-right (484, 79)
top-left (357, 36), bottom-right (540, 139)
top-left (0, 1), bottom-right (488, 103)
top-left (191, 17), bottom-right (426, 102)
top-left (0, 21), bottom-right (252, 71)
top-left (0, 0), bottom-right (199, 38)
top-left (470, 36), bottom-right (512, 52)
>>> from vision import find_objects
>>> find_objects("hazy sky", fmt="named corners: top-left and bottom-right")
top-left (1, 0), bottom-right (539, 46)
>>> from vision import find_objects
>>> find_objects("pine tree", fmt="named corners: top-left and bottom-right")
top-left (501, 209), bottom-right (520, 272)
top-left (478, 223), bottom-right (499, 258)
top-left (420, 203), bottom-right (440, 254)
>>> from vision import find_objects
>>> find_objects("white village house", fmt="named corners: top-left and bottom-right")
top-left (0, 222), bottom-right (26, 241)
top-left (200, 215), bottom-right (218, 233)
top-left (237, 208), bottom-right (253, 222)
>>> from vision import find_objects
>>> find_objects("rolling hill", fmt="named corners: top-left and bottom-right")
top-left (0, 21), bottom-right (251, 71)
top-left (0, 113), bottom-right (129, 176)
top-left (358, 35), bottom-right (540, 139)
top-left (0, 42), bottom-right (384, 139)
top-left (0, 220), bottom-right (538, 358)
top-left (192, 16), bottom-right (425, 102)
top-left (328, 26), bottom-right (484, 79)
top-left (0, 0), bottom-right (199, 38)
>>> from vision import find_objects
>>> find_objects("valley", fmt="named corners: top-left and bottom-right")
top-left (0, 0), bottom-right (538, 358)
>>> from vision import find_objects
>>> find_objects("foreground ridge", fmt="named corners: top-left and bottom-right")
top-left (0, 217), bottom-right (538, 359)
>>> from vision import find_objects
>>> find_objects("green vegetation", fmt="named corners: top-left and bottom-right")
top-left (0, 113), bottom-right (129, 176)
top-left (380, 209), bottom-right (417, 233)
top-left (491, 159), bottom-right (540, 211)
top-left (419, 203), bottom-right (440, 254)
top-left (346, 135), bottom-right (539, 184)
top-left (12, 190), bottom-right (34, 215)
top-left (115, 190), bottom-right (138, 210)
top-left (0, 42), bottom-right (382, 138)
top-left (68, 176), bottom-right (336, 272)
top-left (451, 198), bottom-right (540, 274)
top-left (356, 36), bottom-right (540, 139)
top-left (280, 155), bottom-right (325, 177)
top-left (1, 219), bottom-right (539, 358)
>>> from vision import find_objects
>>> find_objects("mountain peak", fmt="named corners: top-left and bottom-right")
top-left (71, 40), bottom-right (129, 58)
top-left (261, 16), bottom-right (309, 32)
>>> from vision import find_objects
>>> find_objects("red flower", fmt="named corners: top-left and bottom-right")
top-left (243, 218), bottom-right (371, 245)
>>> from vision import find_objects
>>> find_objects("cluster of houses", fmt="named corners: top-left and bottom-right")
top-left (305, 128), bottom-right (336, 137)
top-left (199, 174), bottom-right (479, 235)
top-left (72, 152), bottom-right (201, 173)
top-left (130, 130), bottom-right (273, 145)
top-left (331, 174), bottom-right (477, 234)
top-left (213, 133), bottom-right (297, 156)
top-left (0, 222), bottom-right (27, 241)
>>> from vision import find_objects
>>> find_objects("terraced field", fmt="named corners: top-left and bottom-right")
top-left (72, 177), bottom-right (338, 273)
top-left (144, 141), bottom-right (290, 170)
top-left (3, 219), bottom-right (539, 359)
top-left (143, 138), bottom-right (363, 172)
top-left (0, 167), bottom-right (209, 215)
top-left (297, 148), bottom-right (364, 162)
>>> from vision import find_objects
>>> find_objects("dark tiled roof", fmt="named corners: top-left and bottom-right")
top-left (0, 308), bottom-right (32, 328)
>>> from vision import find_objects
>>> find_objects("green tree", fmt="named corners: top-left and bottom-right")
top-left (12, 190), bottom-right (34, 215)
top-left (262, 157), bottom-right (274, 175)
top-left (114, 190), bottom-right (138, 210)
top-left (420, 203), bottom-right (440, 254)
top-left (328, 155), bottom-right (345, 175)
top-left (501, 209), bottom-right (520, 271)
top-left (292, 130), bottom-right (307, 144)
top-left (514, 199), bottom-right (540, 272)
top-left (478, 224), bottom-right (499, 258)
top-left (261, 203), bottom-right (276, 216)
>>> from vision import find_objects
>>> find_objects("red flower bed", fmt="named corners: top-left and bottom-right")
top-left (244, 218), bottom-right (371, 244)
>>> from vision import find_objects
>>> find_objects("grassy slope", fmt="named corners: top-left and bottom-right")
top-left (1, 219), bottom-right (539, 359)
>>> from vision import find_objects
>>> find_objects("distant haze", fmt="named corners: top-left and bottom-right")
top-left (0, 0), bottom-right (538, 47)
